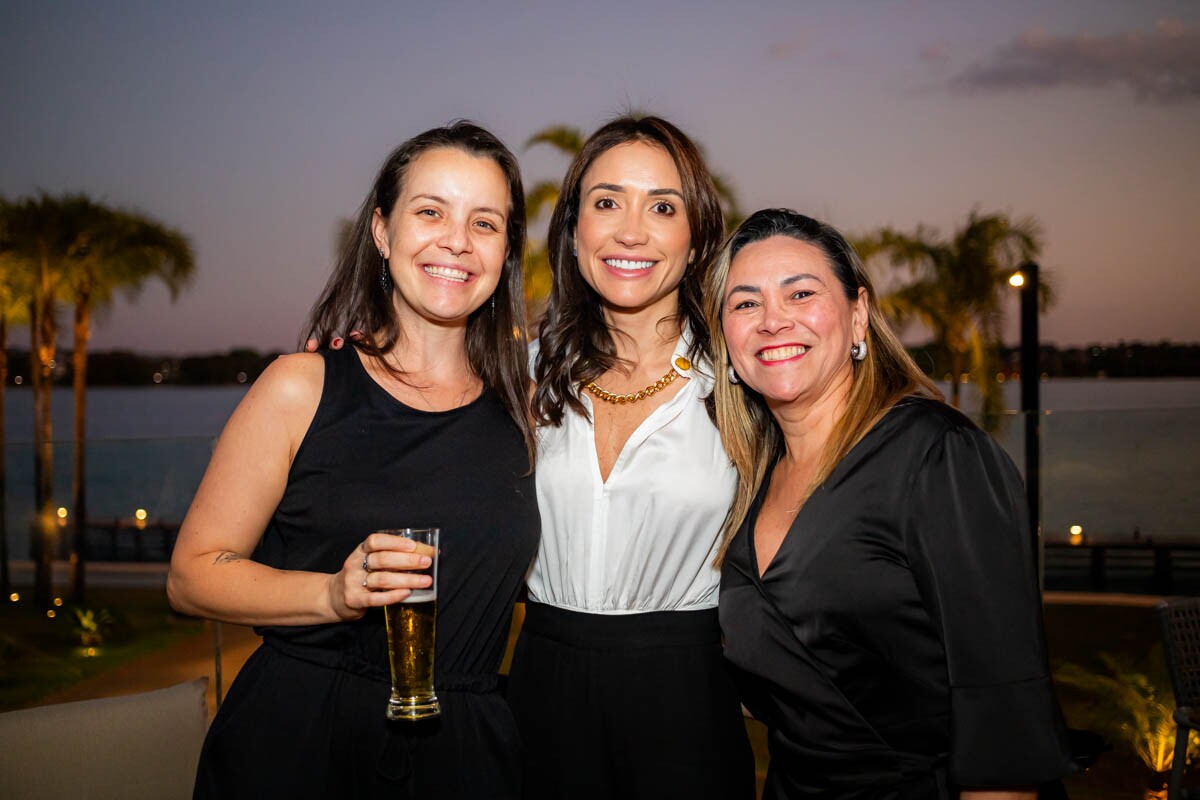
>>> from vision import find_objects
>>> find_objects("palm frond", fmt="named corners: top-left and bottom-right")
top-left (525, 126), bottom-right (585, 157)
top-left (525, 181), bottom-right (561, 224)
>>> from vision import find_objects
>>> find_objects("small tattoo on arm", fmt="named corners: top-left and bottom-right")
top-left (213, 551), bottom-right (244, 566)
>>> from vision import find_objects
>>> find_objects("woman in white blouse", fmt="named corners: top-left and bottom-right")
top-left (507, 115), bottom-right (755, 799)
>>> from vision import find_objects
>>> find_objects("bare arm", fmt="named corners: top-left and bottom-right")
top-left (166, 353), bottom-right (431, 626)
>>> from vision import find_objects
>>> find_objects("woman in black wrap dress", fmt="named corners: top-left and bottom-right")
top-left (702, 209), bottom-right (1074, 799)
top-left (168, 123), bottom-right (538, 800)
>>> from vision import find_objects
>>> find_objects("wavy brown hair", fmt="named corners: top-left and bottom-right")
top-left (532, 115), bottom-right (725, 426)
top-left (303, 121), bottom-right (534, 467)
top-left (704, 209), bottom-right (942, 562)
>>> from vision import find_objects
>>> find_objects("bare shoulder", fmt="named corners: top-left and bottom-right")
top-left (252, 353), bottom-right (324, 409)
top-left (227, 353), bottom-right (325, 447)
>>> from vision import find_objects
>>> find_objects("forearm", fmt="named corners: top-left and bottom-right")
top-left (167, 550), bottom-right (340, 627)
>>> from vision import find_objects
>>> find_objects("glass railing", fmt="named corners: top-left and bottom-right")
top-left (979, 406), bottom-right (1200, 594)
top-left (1, 404), bottom-right (1196, 592)
top-left (1, 436), bottom-right (216, 564)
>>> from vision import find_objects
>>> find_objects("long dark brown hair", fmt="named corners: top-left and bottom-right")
top-left (704, 209), bottom-right (942, 562)
top-left (532, 115), bottom-right (725, 426)
top-left (303, 121), bottom-right (535, 467)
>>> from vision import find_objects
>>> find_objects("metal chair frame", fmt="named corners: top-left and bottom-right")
top-left (1157, 597), bottom-right (1200, 800)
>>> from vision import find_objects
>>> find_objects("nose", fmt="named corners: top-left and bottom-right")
top-left (438, 216), bottom-right (471, 254)
top-left (614, 208), bottom-right (648, 247)
top-left (758, 297), bottom-right (793, 336)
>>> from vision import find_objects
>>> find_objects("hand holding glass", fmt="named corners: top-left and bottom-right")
top-left (382, 527), bottom-right (440, 721)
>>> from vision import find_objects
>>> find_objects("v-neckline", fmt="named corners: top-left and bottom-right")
top-left (749, 459), bottom-right (784, 581)
top-left (586, 377), bottom-right (690, 486)
top-left (747, 402), bottom-right (904, 581)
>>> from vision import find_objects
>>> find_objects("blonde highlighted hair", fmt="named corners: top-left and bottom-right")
top-left (703, 209), bottom-right (941, 564)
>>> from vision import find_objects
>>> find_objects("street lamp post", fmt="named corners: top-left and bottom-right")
top-left (1010, 262), bottom-right (1041, 581)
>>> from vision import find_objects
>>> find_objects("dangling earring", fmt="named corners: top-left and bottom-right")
top-left (379, 249), bottom-right (391, 294)
top-left (490, 294), bottom-right (496, 319)
top-left (727, 365), bottom-right (739, 384)
top-left (851, 340), bottom-right (867, 361)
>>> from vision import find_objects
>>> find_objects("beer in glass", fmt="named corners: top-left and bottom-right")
top-left (383, 527), bottom-right (440, 721)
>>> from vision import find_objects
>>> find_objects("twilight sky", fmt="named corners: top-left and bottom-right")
top-left (2, 0), bottom-right (1197, 353)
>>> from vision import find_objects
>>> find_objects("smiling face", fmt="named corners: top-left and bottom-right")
top-left (371, 147), bottom-right (510, 329)
top-left (722, 235), bottom-right (868, 410)
top-left (573, 141), bottom-right (693, 320)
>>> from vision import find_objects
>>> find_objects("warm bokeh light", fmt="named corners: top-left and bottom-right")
top-left (56, 507), bottom-right (68, 519)
top-left (9, 592), bottom-right (19, 602)
top-left (53, 597), bottom-right (63, 607)
top-left (46, 609), bottom-right (56, 619)
top-left (135, 508), bottom-right (148, 521)
top-left (1069, 524), bottom-right (1084, 546)
top-left (1009, 272), bottom-right (1025, 288)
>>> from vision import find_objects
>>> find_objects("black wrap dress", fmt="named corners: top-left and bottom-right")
top-left (193, 346), bottom-right (540, 800)
top-left (719, 397), bottom-right (1073, 799)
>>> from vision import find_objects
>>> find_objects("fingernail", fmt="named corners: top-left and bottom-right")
top-left (331, 336), bottom-right (344, 348)
top-left (420, 556), bottom-right (432, 567)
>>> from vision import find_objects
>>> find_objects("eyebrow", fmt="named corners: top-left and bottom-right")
top-left (726, 284), bottom-right (760, 298)
top-left (585, 183), bottom-right (685, 200)
top-left (411, 194), bottom-right (506, 218)
top-left (781, 272), bottom-right (822, 286)
top-left (725, 273), bottom-right (823, 300)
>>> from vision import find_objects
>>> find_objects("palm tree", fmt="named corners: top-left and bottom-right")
top-left (60, 203), bottom-right (194, 601)
top-left (1, 194), bottom-right (78, 609)
top-left (522, 123), bottom-right (744, 319)
top-left (2, 194), bottom-right (193, 607)
top-left (522, 126), bottom-right (584, 322)
top-left (862, 210), bottom-right (1051, 425)
top-left (0, 198), bottom-right (34, 597)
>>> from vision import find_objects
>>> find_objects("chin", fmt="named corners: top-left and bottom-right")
top-left (748, 380), bottom-right (809, 406)
top-left (601, 288), bottom-right (673, 314)
top-left (411, 302), bottom-right (479, 325)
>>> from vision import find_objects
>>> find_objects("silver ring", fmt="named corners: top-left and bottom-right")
top-left (362, 555), bottom-right (370, 573)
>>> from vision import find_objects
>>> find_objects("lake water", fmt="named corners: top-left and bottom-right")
top-left (2, 379), bottom-right (1198, 560)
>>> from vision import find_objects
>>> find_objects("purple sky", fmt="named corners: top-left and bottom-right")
top-left (2, 0), bottom-right (1197, 353)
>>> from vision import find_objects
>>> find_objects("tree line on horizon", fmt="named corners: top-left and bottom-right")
top-left (11, 339), bottom-right (1199, 391)
top-left (0, 193), bottom-right (194, 608)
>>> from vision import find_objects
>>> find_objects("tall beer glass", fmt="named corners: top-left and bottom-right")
top-left (383, 527), bottom-right (440, 721)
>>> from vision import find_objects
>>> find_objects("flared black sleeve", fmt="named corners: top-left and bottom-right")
top-left (903, 421), bottom-right (1074, 787)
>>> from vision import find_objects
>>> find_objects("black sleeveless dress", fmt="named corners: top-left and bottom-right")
top-left (194, 346), bottom-right (540, 800)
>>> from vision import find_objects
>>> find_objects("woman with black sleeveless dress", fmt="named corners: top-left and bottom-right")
top-left (167, 122), bottom-right (538, 800)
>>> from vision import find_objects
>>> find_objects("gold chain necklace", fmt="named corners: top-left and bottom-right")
top-left (583, 366), bottom-right (678, 405)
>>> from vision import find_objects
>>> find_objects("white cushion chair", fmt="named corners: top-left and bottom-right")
top-left (0, 677), bottom-right (209, 800)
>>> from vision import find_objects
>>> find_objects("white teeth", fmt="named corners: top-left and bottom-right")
top-left (604, 258), bottom-right (654, 271)
top-left (424, 265), bottom-right (468, 282)
top-left (758, 345), bottom-right (808, 362)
